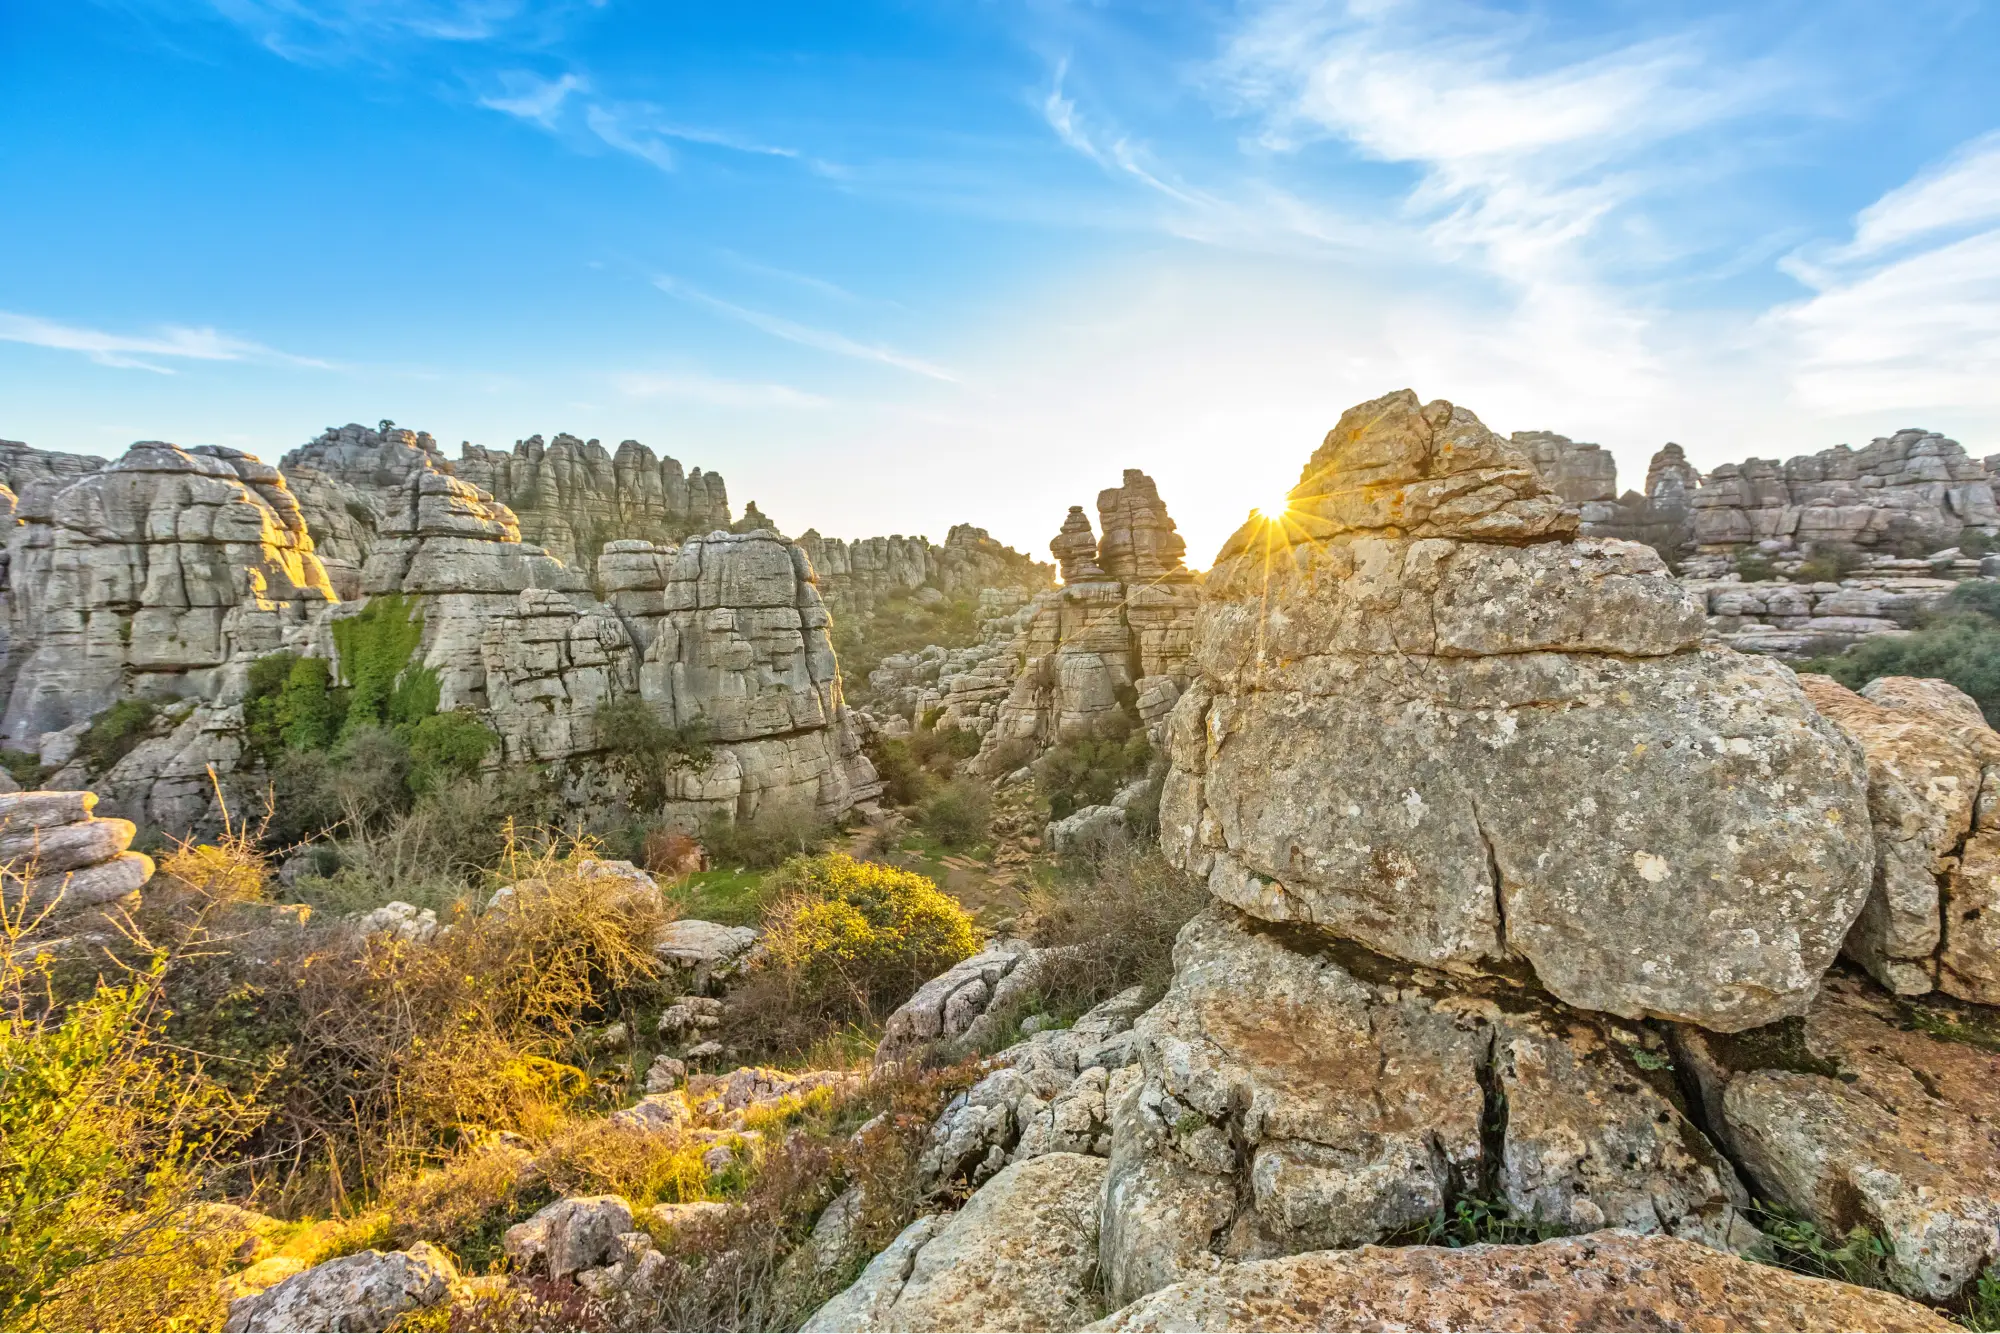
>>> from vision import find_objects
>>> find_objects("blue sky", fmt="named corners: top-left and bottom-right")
top-left (4, 1), bottom-right (1999, 563)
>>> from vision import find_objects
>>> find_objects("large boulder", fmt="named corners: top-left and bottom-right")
top-left (1675, 968), bottom-right (2000, 1300)
top-left (1100, 908), bottom-right (1755, 1308)
top-left (803, 1152), bottom-right (1108, 1333)
top-left (1089, 1232), bottom-right (1957, 1333)
top-left (1163, 390), bottom-right (1874, 1031)
top-left (222, 1242), bottom-right (458, 1333)
top-left (1798, 673), bottom-right (2000, 1002)
top-left (501, 1195), bottom-right (635, 1279)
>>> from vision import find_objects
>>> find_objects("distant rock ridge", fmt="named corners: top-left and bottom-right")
top-left (796, 523), bottom-right (1053, 622)
top-left (1520, 426), bottom-right (2000, 559)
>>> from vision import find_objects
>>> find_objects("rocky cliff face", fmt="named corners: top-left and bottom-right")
top-left (0, 433), bottom-right (876, 835)
top-left (454, 432), bottom-right (730, 566)
top-left (1, 443), bottom-right (338, 744)
top-left (281, 425), bottom-right (732, 588)
top-left (796, 524), bottom-right (1052, 622)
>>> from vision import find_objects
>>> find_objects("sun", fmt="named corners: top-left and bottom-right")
top-left (1254, 497), bottom-right (1294, 522)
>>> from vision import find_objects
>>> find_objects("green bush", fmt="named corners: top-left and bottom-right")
top-left (595, 697), bottom-right (712, 813)
top-left (330, 594), bottom-right (435, 734)
top-left (1795, 543), bottom-right (1867, 583)
top-left (918, 777), bottom-right (992, 850)
top-left (78, 698), bottom-right (160, 773)
top-left (1037, 715), bottom-right (1153, 820)
top-left (834, 592), bottom-right (985, 704)
top-left (409, 710), bottom-right (498, 794)
top-left (0, 749), bottom-right (46, 789)
top-left (866, 736), bottom-right (931, 806)
top-left (1733, 551), bottom-right (1776, 583)
top-left (1801, 583), bottom-right (2000, 726)
top-left (1959, 529), bottom-right (1997, 559)
top-left (755, 853), bottom-right (979, 1026)
top-left (702, 804), bottom-right (834, 870)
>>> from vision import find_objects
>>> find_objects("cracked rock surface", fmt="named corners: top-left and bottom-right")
top-left (1162, 389), bottom-right (1874, 1031)
top-left (1098, 907), bottom-right (1752, 1307)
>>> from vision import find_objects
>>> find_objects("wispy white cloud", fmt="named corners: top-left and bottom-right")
top-left (612, 369), bottom-right (829, 408)
top-left (0, 311), bottom-right (333, 374)
top-left (480, 70), bottom-right (586, 126)
top-left (715, 250), bottom-right (869, 305)
top-left (654, 277), bottom-right (959, 382)
top-left (1774, 133), bottom-right (2000, 415)
top-left (197, 0), bottom-right (604, 63)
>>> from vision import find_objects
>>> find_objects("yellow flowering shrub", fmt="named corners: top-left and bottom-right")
top-left (756, 854), bottom-right (978, 1024)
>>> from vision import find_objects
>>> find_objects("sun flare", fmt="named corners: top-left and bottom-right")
top-left (1255, 497), bottom-right (1294, 522)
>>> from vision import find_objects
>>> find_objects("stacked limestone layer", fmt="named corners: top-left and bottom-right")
top-left (0, 789), bottom-right (152, 916)
top-left (1684, 563), bottom-right (1984, 658)
top-left (1, 442), bottom-right (338, 746)
top-left (798, 523), bottom-right (1052, 615)
top-left (454, 432), bottom-right (730, 566)
top-left (1528, 427), bottom-right (2000, 561)
top-left (975, 471), bottom-right (1201, 765)
top-left (0, 433), bottom-right (876, 835)
top-left (278, 423), bottom-right (449, 599)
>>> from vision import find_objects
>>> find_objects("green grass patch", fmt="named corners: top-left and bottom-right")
top-left (670, 867), bottom-right (773, 925)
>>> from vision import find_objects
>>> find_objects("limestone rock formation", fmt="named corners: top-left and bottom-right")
top-left (1090, 1232), bottom-right (1958, 1333)
top-left (1510, 430), bottom-right (1619, 518)
top-left (796, 520), bottom-right (1056, 628)
top-left (455, 432), bottom-right (730, 565)
top-left (1531, 426), bottom-right (2000, 564)
top-left (2, 442), bottom-right (337, 744)
top-left (279, 423), bottom-right (446, 598)
top-left (802, 1153), bottom-right (1109, 1333)
top-left (874, 939), bottom-right (1050, 1068)
top-left (1675, 969), bottom-right (2000, 1300)
top-left (1098, 908), bottom-right (1754, 1306)
top-left (0, 788), bottom-right (152, 917)
top-left (976, 472), bottom-right (1201, 766)
top-left (1797, 674), bottom-right (2000, 1001)
top-left (1165, 390), bottom-right (1873, 1030)
top-left (223, 1242), bottom-right (458, 1333)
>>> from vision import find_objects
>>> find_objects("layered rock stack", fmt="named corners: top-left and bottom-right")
top-left (0, 431), bottom-right (877, 836)
top-left (1542, 428), bottom-right (2000, 562)
top-left (974, 471), bottom-right (1201, 765)
top-left (1, 443), bottom-right (338, 747)
top-left (0, 788), bottom-right (152, 919)
top-left (454, 432), bottom-right (730, 565)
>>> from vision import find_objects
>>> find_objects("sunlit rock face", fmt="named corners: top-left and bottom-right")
top-left (0, 442), bottom-right (337, 744)
top-left (1161, 389), bottom-right (1874, 1032)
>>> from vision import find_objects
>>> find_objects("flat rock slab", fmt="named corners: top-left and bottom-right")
top-left (1089, 1232), bottom-right (1957, 1333)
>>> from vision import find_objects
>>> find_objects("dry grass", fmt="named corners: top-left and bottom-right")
top-left (1023, 845), bottom-right (1206, 1011)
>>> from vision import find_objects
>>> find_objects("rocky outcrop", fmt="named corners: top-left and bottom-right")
top-left (222, 1242), bottom-right (458, 1333)
top-left (2, 442), bottom-right (337, 745)
top-left (454, 432), bottom-right (730, 565)
top-left (1164, 391), bottom-right (1873, 1030)
top-left (803, 1153), bottom-right (1109, 1333)
top-left (279, 423), bottom-right (447, 599)
top-left (874, 939), bottom-right (1049, 1068)
top-left (0, 788), bottom-right (152, 917)
top-left (1098, 908), bottom-right (1755, 1306)
top-left (1797, 675), bottom-right (2000, 1001)
top-left (976, 471), bottom-right (1200, 765)
top-left (1675, 969), bottom-right (2000, 1300)
top-left (1684, 562), bottom-right (1983, 658)
top-left (1510, 430), bottom-right (1618, 517)
top-left (1091, 1232), bottom-right (1958, 1333)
